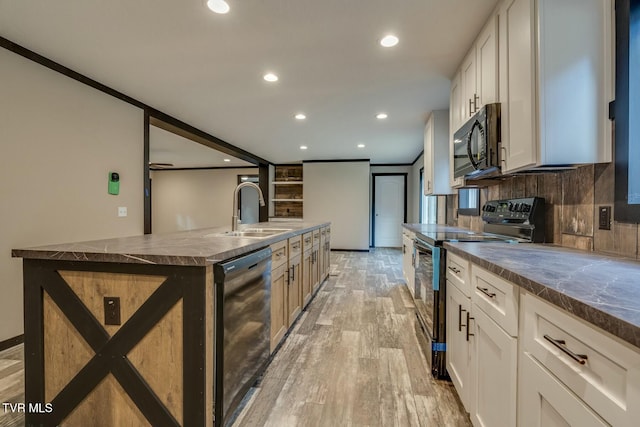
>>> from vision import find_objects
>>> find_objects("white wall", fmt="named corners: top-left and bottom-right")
top-left (151, 168), bottom-right (259, 233)
top-left (303, 162), bottom-right (370, 250)
top-left (0, 49), bottom-right (144, 342)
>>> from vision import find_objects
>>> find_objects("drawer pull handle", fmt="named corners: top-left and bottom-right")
top-left (448, 266), bottom-right (461, 274)
top-left (458, 305), bottom-right (467, 332)
top-left (543, 335), bottom-right (588, 365)
top-left (476, 286), bottom-right (496, 298)
top-left (466, 312), bottom-right (474, 341)
top-left (292, 243), bottom-right (300, 250)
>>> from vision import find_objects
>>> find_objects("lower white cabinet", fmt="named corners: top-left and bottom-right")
top-left (446, 280), bottom-right (472, 409)
top-left (519, 352), bottom-right (609, 427)
top-left (470, 304), bottom-right (518, 427)
top-left (402, 231), bottom-right (415, 297)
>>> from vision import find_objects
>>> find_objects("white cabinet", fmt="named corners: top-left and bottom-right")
top-left (498, 0), bottom-right (613, 173)
top-left (446, 258), bottom-right (519, 427)
top-left (402, 230), bottom-right (415, 297)
top-left (446, 279), bottom-right (472, 409)
top-left (449, 72), bottom-right (464, 189)
top-left (449, 13), bottom-right (497, 189)
top-left (519, 292), bottom-right (640, 427)
top-left (424, 110), bottom-right (452, 195)
top-left (470, 302), bottom-right (518, 427)
top-left (461, 14), bottom-right (499, 121)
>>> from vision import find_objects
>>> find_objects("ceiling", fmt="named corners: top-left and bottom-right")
top-left (0, 0), bottom-right (499, 165)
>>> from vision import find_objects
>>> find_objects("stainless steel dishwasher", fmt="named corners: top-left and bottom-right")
top-left (213, 247), bottom-right (272, 427)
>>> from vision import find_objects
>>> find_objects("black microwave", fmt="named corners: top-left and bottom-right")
top-left (453, 103), bottom-right (501, 179)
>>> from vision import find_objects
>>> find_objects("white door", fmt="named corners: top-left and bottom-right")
top-left (374, 175), bottom-right (405, 247)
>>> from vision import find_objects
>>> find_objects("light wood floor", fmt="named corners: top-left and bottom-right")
top-left (232, 249), bottom-right (470, 427)
top-left (0, 249), bottom-right (470, 427)
top-left (0, 344), bottom-right (24, 427)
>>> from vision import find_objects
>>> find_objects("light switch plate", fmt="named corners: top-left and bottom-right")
top-left (118, 207), bottom-right (127, 217)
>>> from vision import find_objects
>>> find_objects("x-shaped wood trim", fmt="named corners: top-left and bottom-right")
top-left (41, 270), bottom-right (182, 426)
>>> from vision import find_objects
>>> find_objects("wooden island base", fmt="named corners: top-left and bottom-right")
top-left (23, 260), bottom-right (214, 427)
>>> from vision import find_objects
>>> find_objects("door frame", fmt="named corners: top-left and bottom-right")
top-left (371, 173), bottom-right (408, 247)
top-left (237, 174), bottom-right (260, 223)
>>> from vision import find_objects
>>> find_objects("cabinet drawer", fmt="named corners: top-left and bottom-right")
top-left (302, 232), bottom-right (313, 252)
top-left (471, 265), bottom-right (519, 337)
top-left (270, 240), bottom-right (288, 270)
top-left (521, 293), bottom-right (640, 427)
top-left (288, 235), bottom-right (302, 258)
top-left (446, 251), bottom-right (470, 296)
top-left (312, 229), bottom-right (321, 246)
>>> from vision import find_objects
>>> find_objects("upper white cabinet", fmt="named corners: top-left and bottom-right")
top-left (424, 110), bottom-right (453, 195)
top-left (450, 14), bottom-right (498, 189)
top-left (498, 0), bottom-right (613, 173)
top-left (462, 14), bottom-right (499, 121)
top-left (449, 72), bottom-right (464, 188)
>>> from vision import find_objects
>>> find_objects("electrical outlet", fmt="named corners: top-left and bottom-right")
top-left (104, 297), bottom-right (121, 325)
top-left (598, 206), bottom-right (611, 230)
top-left (118, 207), bottom-right (127, 217)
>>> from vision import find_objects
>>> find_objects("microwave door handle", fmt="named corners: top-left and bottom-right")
top-left (467, 120), bottom-right (482, 170)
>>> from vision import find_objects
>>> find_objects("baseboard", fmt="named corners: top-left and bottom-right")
top-left (0, 334), bottom-right (24, 351)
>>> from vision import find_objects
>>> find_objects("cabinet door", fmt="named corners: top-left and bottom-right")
top-left (446, 280), bottom-right (472, 410)
top-left (270, 263), bottom-right (288, 353)
top-left (461, 48), bottom-right (477, 120)
top-left (449, 71), bottom-right (464, 189)
top-left (287, 256), bottom-right (302, 326)
top-left (476, 14), bottom-right (498, 108)
top-left (470, 305), bottom-right (517, 427)
top-left (311, 245), bottom-right (320, 293)
top-left (302, 250), bottom-right (312, 307)
top-left (519, 353), bottom-right (609, 427)
top-left (499, 0), bottom-right (537, 172)
top-left (319, 229), bottom-right (326, 281)
top-left (323, 235), bottom-right (330, 277)
top-left (424, 116), bottom-right (434, 195)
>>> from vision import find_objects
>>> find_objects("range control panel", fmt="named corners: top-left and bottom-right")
top-left (482, 197), bottom-right (545, 224)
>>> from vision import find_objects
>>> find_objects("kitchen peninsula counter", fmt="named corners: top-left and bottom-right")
top-left (12, 221), bottom-right (329, 427)
top-left (12, 221), bottom-right (330, 266)
top-left (445, 242), bottom-right (640, 350)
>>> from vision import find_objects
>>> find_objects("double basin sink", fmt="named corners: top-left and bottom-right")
top-left (205, 228), bottom-right (293, 239)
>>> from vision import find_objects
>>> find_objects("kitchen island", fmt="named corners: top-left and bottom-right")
top-left (12, 222), bottom-right (330, 427)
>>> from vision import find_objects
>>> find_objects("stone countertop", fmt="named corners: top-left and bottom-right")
top-left (12, 222), bottom-right (330, 267)
top-left (402, 223), bottom-right (474, 235)
top-left (444, 242), bottom-right (640, 350)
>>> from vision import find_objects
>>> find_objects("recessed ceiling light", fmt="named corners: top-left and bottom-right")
top-left (295, 113), bottom-right (306, 120)
top-left (380, 34), bottom-right (399, 48)
top-left (300, 145), bottom-right (308, 150)
top-left (357, 144), bottom-right (366, 148)
top-left (376, 113), bottom-right (388, 119)
top-left (206, 0), bottom-right (230, 14)
top-left (241, 176), bottom-right (248, 181)
top-left (223, 158), bottom-right (231, 162)
top-left (263, 73), bottom-right (278, 82)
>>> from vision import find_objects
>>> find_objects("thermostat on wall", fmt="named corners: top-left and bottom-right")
top-left (108, 172), bottom-right (120, 195)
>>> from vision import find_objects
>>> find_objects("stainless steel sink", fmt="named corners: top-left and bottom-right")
top-left (204, 228), bottom-right (292, 239)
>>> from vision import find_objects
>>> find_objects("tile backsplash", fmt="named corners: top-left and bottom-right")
top-left (453, 162), bottom-right (639, 259)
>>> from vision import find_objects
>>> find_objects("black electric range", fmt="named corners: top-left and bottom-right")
top-left (412, 197), bottom-right (545, 379)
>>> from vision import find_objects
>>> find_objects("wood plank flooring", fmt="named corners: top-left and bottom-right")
top-left (0, 344), bottom-right (24, 427)
top-left (0, 248), bottom-right (470, 427)
top-left (233, 249), bottom-right (470, 427)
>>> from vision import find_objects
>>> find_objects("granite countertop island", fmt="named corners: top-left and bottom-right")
top-left (12, 221), bottom-right (329, 266)
top-left (445, 242), bottom-right (640, 350)
top-left (12, 221), bottom-right (330, 427)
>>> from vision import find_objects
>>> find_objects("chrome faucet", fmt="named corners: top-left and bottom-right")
top-left (232, 182), bottom-right (266, 231)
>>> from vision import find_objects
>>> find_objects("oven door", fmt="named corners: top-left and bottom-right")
top-left (413, 239), bottom-right (447, 378)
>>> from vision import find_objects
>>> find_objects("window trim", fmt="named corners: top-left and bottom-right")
top-left (615, 0), bottom-right (640, 222)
